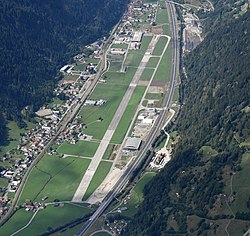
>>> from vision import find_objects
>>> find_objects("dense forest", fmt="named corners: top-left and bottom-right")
top-left (0, 0), bottom-right (128, 145)
top-left (124, 3), bottom-right (250, 236)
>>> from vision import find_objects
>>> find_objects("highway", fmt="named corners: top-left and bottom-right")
top-left (77, 1), bottom-right (178, 235)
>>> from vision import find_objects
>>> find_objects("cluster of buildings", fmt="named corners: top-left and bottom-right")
top-left (106, 219), bottom-right (127, 235)
top-left (132, 109), bottom-right (160, 140)
top-left (0, 196), bottom-right (9, 216)
top-left (126, 0), bottom-right (157, 25)
top-left (22, 202), bottom-right (45, 212)
top-left (55, 119), bottom-right (87, 146)
top-left (85, 99), bottom-right (107, 106)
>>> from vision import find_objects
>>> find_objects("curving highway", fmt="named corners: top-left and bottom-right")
top-left (76, 1), bottom-right (178, 235)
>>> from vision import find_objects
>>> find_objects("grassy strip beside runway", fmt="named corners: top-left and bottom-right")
top-left (83, 161), bottom-right (113, 201)
top-left (111, 86), bottom-right (147, 144)
top-left (58, 141), bottom-right (99, 157)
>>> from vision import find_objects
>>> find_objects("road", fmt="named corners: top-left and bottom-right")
top-left (76, 1), bottom-right (178, 235)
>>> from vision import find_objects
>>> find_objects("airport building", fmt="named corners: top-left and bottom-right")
top-left (123, 137), bottom-right (142, 150)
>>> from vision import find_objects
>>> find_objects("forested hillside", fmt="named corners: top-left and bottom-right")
top-left (124, 5), bottom-right (250, 236)
top-left (0, 0), bottom-right (128, 145)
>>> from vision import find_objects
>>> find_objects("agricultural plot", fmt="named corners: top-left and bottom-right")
top-left (0, 208), bottom-right (33, 236)
top-left (111, 86), bottom-right (147, 144)
top-left (0, 204), bottom-right (91, 236)
top-left (57, 140), bottom-right (99, 157)
top-left (83, 161), bottom-right (113, 201)
top-left (19, 155), bottom-right (91, 203)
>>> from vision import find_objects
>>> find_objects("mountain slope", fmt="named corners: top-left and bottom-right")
top-left (0, 0), bottom-right (128, 144)
top-left (124, 6), bottom-right (250, 236)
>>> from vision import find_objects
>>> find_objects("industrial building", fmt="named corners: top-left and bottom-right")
top-left (132, 31), bottom-right (143, 42)
top-left (123, 137), bottom-right (142, 150)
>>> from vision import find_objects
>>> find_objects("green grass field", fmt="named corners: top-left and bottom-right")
top-left (120, 172), bottom-right (156, 218)
top-left (108, 61), bottom-right (123, 72)
top-left (104, 67), bottom-right (136, 85)
top-left (73, 63), bottom-right (86, 71)
top-left (152, 36), bottom-right (168, 56)
top-left (145, 93), bottom-right (163, 100)
top-left (140, 68), bottom-right (155, 81)
top-left (19, 155), bottom-right (91, 203)
top-left (152, 45), bottom-right (171, 81)
top-left (0, 204), bottom-right (91, 236)
top-left (111, 86), bottom-right (147, 144)
top-left (102, 144), bottom-right (115, 160)
top-left (156, 1), bottom-right (171, 35)
top-left (231, 153), bottom-right (250, 213)
top-left (83, 161), bottom-right (113, 201)
top-left (172, 86), bottom-right (179, 102)
top-left (84, 58), bottom-right (100, 64)
top-left (146, 57), bottom-right (160, 68)
top-left (57, 140), bottom-right (99, 157)
top-left (200, 146), bottom-right (218, 156)
top-left (0, 208), bottom-right (33, 235)
top-left (63, 74), bottom-right (79, 81)
top-left (79, 84), bottom-right (128, 140)
top-left (111, 43), bottom-right (128, 49)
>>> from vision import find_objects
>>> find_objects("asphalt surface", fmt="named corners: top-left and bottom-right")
top-left (76, 1), bottom-right (178, 235)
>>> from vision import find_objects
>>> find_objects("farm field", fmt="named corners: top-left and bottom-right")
top-left (19, 155), bottom-right (91, 203)
top-left (57, 140), bottom-right (99, 157)
top-left (111, 86), bottom-right (147, 144)
top-left (83, 161), bottom-right (113, 201)
top-left (0, 204), bottom-right (91, 236)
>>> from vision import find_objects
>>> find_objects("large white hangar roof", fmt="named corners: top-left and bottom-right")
top-left (124, 137), bottom-right (142, 150)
